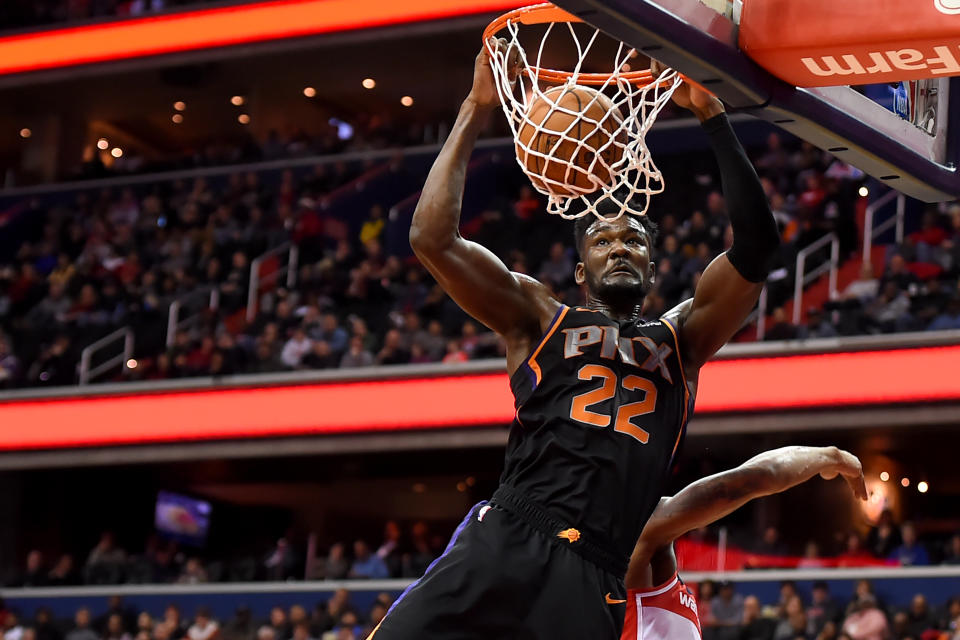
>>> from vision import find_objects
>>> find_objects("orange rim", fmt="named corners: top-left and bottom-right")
top-left (483, 2), bottom-right (657, 87)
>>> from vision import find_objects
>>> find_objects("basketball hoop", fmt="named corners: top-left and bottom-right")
top-left (484, 3), bottom-right (682, 220)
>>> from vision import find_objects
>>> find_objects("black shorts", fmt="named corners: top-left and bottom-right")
top-left (369, 486), bottom-right (627, 640)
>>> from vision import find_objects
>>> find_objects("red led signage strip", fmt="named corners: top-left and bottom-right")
top-left (0, 0), bottom-right (527, 76)
top-left (0, 345), bottom-right (957, 450)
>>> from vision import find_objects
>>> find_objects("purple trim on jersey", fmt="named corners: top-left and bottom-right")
top-left (384, 500), bottom-right (487, 617)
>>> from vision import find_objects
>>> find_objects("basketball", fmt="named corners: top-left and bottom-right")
top-left (516, 85), bottom-right (626, 197)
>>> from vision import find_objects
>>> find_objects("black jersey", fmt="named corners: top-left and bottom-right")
top-left (501, 304), bottom-right (694, 567)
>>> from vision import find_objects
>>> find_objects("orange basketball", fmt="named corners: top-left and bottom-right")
top-left (516, 85), bottom-right (626, 197)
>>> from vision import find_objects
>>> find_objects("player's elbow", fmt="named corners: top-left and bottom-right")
top-left (409, 220), bottom-right (453, 260)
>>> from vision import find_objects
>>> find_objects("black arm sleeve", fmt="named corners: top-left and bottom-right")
top-left (702, 112), bottom-right (780, 283)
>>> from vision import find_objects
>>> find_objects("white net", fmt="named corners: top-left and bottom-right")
top-left (487, 10), bottom-right (682, 220)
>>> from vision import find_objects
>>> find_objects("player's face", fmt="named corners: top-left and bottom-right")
top-left (575, 216), bottom-right (654, 304)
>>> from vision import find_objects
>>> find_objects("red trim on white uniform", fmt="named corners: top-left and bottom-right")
top-left (622, 574), bottom-right (702, 640)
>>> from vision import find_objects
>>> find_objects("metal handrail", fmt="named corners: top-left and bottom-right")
top-left (246, 243), bottom-right (299, 322)
top-left (166, 287), bottom-right (221, 348)
top-left (78, 327), bottom-right (134, 385)
top-left (863, 190), bottom-right (906, 264)
top-left (755, 286), bottom-right (768, 340)
top-left (793, 232), bottom-right (840, 325)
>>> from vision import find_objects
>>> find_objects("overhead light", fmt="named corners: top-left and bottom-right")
top-left (238, 114), bottom-right (251, 124)
top-left (917, 481), bottom-right (929, 493)
top-left (97, 138), bottom-right (109, 150)
top-left (465, 476), bottom-right (476, 487)
top-left (362, 78), bottom-right (376, 89)
top-left (412, 483), bottom-right (426, 494)
top-left (126, 359), bottom-right (138, 369)
top-left (858, 186), bottom-right (869, 197)
top-left (400, 95), bottom-right (414, 107)
top-left (19, 128), bottom-right (31, 138)
top-left (901, 477), bottom-right (910, 488)
top-left (173, 100), bottom-right (186, 111)
top-left (230, 95), bottom-right (245, 106)
top-left (879, 471), bottom-right (889, 482)
top-left (111, 147), bottom-right (123, 158)
top-left (303, 86), bottom-right (316, 98)
top-left (456, 482), bottom-right (466, 492)
top-left (171, 114), bottom-right (183, 124)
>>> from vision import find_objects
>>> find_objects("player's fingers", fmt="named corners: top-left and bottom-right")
top-left (650, 58), bottom-right (671, 78)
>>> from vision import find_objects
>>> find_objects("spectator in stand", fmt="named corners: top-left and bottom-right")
top-left (32, 609), bottom-right (60, 640)
top-left (325, 543), bottom-right (349, 581)
top-left (943, 533), bottom-right (960, 565)
top-left (291, 623), bottom-right (314, 640)
top-left (741, 595), bottom-right (777, 640)
top-left (441, 339), bottom-right (468, 364)
top-left (537, 242), bottom-right (574, 291)
top-left (359, 206), bottom-right (386, 245)
top-left (135, 615), bottom-right (152, 640)
top-left (866, 282), bottom-right (913, 333)
top-left (376, 521), bottom-right (402, 578)
top-left (943, 598), bottom-right (960, 639)
top-left (281, 327), bottom-right (313, 368)
top-left (773, 596), bottom-right (807, 640)
top-left (765, 308), bottom-right (799, 341)
top-left (104, 615), bottom-right (132, 640)
top-left (868, 511), bottom-right (901, 559)
top-left (348, 541), bottom-right (388, 579)
top-left (264, 538), bottom-right (297, 581)
top-left (66, 609), bottom-right (98, 640)
top-left (186, 609), bottom-right (218, 640)
top-left (266, 609), bottom-right (287, 640)
top-left (254, 628), bottom-right (274, 640)
top-left (881, 255), bottom-right (920, 294)
top-left (47, 554), bottom-right (78, 586)
top-left (162, 605), bottom-right (187, 640)
top-left (808, 583), bottom-right (842, 636)
top-left (221, 608), bottom-right (252, 640)
top-left (756, 527), bottom-right (789, 557)
top-left (314, 315), bottom-right (348, 357)
top-left (799, 308), bottom-right (838, 340)
top-left (0, 332), bottom-right (20, 388)
top-left (798, 542), bottom-right (827, 568)
top-left (86, 533), bottom-right (127, 581)
top-left (712, 581), bottom-right (746, 636)
top-left (340, 336), bottom-right (374, 368)
top-left (176, 558), bottom-right (208, 584)
top-left (927, 296), bottom-right (960, 331)
top-left (910, 211), bottom-right (949, 265)
top-left (890, 522), bottom-right (930, 566)
top-left (904, 594), bottom-right (936, 638)
top-left (842, 595), bottom-right (889, 640)
top-left (20, 550), bottom-right (46, 587)
top-left (844, 263), bottom-right (881, 303)
top-left (837, 533), bottom-right (874, 568)
top-left (3, 613), bottom-right (24, 640)
top-left (376, 330), bottom-right (410, 366)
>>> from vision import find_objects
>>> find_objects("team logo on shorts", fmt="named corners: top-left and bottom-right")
top-left (557, 528), bottom-right (581, 543)
top-left (935, 0), bottom-right (960, 14)
top-left (477, 505), bottom-right (491, 522)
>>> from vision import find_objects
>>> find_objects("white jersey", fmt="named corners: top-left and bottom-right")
top-left (622, 574), bottom-right (702, 640)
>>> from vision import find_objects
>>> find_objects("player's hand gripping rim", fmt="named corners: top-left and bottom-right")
top-left (467, 38), bottom-right (521, 110)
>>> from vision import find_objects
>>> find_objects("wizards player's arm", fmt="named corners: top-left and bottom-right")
top-left (625, 446), bottom-right (867, 589)
top-left (410, 42), bottom-right (560, 374)
top-left (651, 62), bottom-right (781, 381)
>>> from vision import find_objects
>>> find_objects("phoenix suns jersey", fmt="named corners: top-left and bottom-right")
top-left (623, 574), bottom-right (702, 640)
top-left (500, 304), bottom-right (694, 566)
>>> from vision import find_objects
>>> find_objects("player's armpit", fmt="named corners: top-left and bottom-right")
top-left (676, 253), bottom-right (763, 371)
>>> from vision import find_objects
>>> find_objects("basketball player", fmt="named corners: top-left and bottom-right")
top-left (370, 41), bottom-right (780, 640)
top-left (622, 446), bottom-right (867, 640)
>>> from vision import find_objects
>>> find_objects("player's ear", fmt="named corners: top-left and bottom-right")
top-left (647, 261), bottom-right (656, 286)
top-left (575, 262), bottom-right (585, 285)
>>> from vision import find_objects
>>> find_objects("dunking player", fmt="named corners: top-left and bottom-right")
top-left (370, 43), bottom-right (780, 639)
top-left (621, 446), bottom-right (867, 640)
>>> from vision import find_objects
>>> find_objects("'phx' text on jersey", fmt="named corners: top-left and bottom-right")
top-left (502, 305), bottom-right (694, 567)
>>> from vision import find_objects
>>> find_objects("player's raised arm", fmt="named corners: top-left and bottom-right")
top-left (410, 43), bottom-right (559, 355)
top-left (629, 446), bottom-right (866, 572)
top-left (654, 64), bottom-right (781, 373)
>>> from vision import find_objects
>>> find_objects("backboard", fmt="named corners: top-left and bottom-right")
top-left (549, 0), bottom-right (960, 202)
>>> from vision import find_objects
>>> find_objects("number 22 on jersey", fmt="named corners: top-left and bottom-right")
top-left (569, 365), bottom-right (657, 443)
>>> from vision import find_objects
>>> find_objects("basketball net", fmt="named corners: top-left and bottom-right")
top-left (486, 4), bottom-right (682, 220)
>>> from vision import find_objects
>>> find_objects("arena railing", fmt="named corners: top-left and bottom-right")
top-left (792, 232), bottom-right (841, 325)
top-left (2, 565), bottom-right (960, 620)
top-left (166, 286), bottom-right (221, 348)
top-left (863, 190), bottom-right (906, 265)
top-left (246, 242), bottom-right (299, 323)
top-left (78, 326), bottom-right (134, 385)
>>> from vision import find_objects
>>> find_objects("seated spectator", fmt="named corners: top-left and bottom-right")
top-left (741, 595), bottom-right (777, 640)
top-left (20, 550), bottom-right (46, 587)
top-left (441, 340), bottom-right (468, 364)
top-left (47, 554), bottom-right (78, 586)
top-left (32, 609), bottom-right (60, 640)
top-left (842, 596), bottom-right (889, 640)
top-left (105, 615), bottom-right (132, 640)
top-left (264, 538), bottom-right (296, 581)
top-left (808, 582), bottom-right (841, 637)
top-left (177, 558), bottom-right (208, 584)
top-left (135, 615), bottom-right (152, 638)
top-left (843, 263), bottom-right (880, 303)
top-left (281, 328), bottom-right (313, 369)
top-left (325, 543), bottom-right (349, 581)
top-left (376, 329), bottom-right (410, 366)
top-left (186, 609), bottom-right (218, 640)
top-left (837, 533), bottom-right (874, 568)
top-left (927, 296), bottom-right (960, 331)
top-left (799, 309), bottom-right (838, 340)
top-left (868, 510), bottom-right (901, 559)
top-left (881, 255), bottom-right (920, 294)
top-left (340, 336), bottom-right (373, 368)
top-left (348, 541), bottom-right (388, 579)
top-left (376, 521), bottom-right (402, 578)
top-left (253, 628), bottom-right (274, 640)
top-left (712, 581), bottom-right (746, 634)
top-left (942, 533), bottom-right (960, 565)
top-left (3, 613), bottom-right (24, 640)
top-left (765, 308), bottom-right (799, 341)
top-left (773, 596), bottom-right (807, 640)
top-left (266, 610), bottom-right (287, 640)
top-left (66, 609), bottom-right (98, 640)
top-left (890, 523), bottom-right (930, 566)
top-left (905, 594), bottom-right (936, 638)
top-left (221, 607), bottom-right (252, 640)
top-left (866, 282), bottom-right (913, 333)
top-left (162, 605), bottom-right (186, 640)
top-left (290, 623), bottom-right (314, 640)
